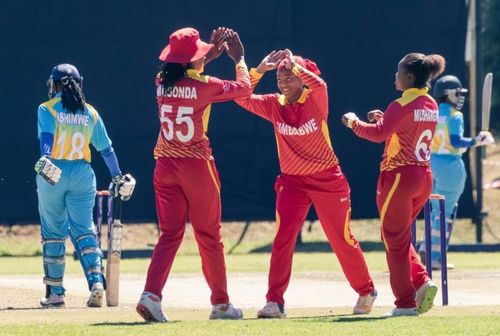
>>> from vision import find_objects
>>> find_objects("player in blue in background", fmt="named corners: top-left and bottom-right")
top-left (418, 75), bottom-right (495, 270)
top-left (35, 64), bottom-right (136, 308)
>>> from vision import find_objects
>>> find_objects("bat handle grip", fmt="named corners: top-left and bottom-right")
top-left (114, 197), bottom-right (123, 222)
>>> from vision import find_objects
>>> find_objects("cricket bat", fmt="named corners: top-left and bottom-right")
top-left (106, 199), bottom-right (123, 307)
top-left (482, 73), bottom-right (493, 131)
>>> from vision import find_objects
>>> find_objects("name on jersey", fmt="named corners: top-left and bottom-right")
top-left (157, 85), bottom-right (198, 99)
top-left (276, 118), bottom-right (318, 136)
top-left (414, 109), bottom-right (438, 122)
top-left (57, 112), bottom-right (89, 126)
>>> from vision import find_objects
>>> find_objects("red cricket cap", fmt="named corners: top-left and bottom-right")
top-left (159, 27), bottom-right (214, 63)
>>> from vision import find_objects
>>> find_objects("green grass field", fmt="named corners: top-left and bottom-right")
top-left (2, 306), bottom-right (500, 336)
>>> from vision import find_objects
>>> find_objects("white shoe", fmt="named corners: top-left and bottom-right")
top-left (384, 307), bottom-right (418, 317)
top-left (40, 294), bottom-right (65, 308)
top-left (353, 290), bottom-right (377, 315)
top-left (136, 292), bottom-right (168, 323)
top-left (209, 303), bottom-right (243, 320)
top-left (87, 282), bottom-right (104, 308)
top-left (256, 301), bottom-right (285, 318)
top-left (416, 280), bottom-right (438, 314)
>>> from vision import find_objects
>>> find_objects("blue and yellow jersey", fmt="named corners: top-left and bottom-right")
top-left (37, 94), bottom-right (112, 162)
top-left (430, 103), bottom-right (464, 156)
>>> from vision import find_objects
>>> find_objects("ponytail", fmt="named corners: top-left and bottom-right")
top-left (159, 62), bottom-right (189, 94)
top-left (400, 53), bottom-right (445, 88)
top-left (422, 54), bottom-right (446, 81)
top-left (60, 78), bottom-right (86, 113)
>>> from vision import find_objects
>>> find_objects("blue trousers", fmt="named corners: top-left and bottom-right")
top-left (36, 160), bottom-right (104, 295)
top-left (420, 155), bottom-right (466, 263)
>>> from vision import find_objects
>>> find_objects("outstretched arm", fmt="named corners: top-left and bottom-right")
top-left (209, 29), bottom-right (251, 102)
top-left (342, 102), bottom-right (404, 143)
top-left (282, 49), bottom-right (326, 93)
top-left (234, 51), bottom-right (286, 121)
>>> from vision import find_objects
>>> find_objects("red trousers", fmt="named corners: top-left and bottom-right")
top-left (267, 165), bottom-right (375, 305)
top-left (144, 156), bottom-right (229, 305)
top-left (376, 165), bottom-right (432, 308)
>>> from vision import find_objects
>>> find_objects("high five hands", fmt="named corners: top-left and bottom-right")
top-left (256, 50), bottom-right (286, 74)
top-left (205, 27), bottom-right (228, 64)
top-left (224, 29), bottom-right (245, 63)
top-left (205, 27), bottom-right (245, 64)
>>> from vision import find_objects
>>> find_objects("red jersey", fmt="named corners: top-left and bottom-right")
top-left (352, 88), bottom-right (439, 171)
top-left (154, 62), bottom-right (250, 160)
top-left (235, 64), bottom-right (339, 176)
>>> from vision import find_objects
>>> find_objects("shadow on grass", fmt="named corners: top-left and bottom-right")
top-left (0, 306), bottom-right (83, 311)
top-left (289, 314), bottom-right (388, 323)
top-left (250, 241), bottom-right (385, 253)
top-left (91, 321), bottom-right (180, 326)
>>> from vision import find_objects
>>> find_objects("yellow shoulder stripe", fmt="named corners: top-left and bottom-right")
top-left (396, 87), bottom-right (429, 107)
top-left (187, 69), bottom-right (209, 83)
top-left (42, 97), bottom-right (61, 117)
top-left (85, 103), bottom-right (99, 124)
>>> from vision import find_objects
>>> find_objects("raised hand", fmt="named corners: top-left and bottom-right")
top-left (367, 110), bottom-right (384, 123)
top-left (225, 29), bottom-right (245, 63)
top-left (205, 27), bottom-right (229, 64)
top-left (256, 50), bottom-right (286, 74)
top-left (282, 49), bottom-right (296, 70)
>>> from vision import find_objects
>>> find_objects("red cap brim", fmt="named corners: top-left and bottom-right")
top-left (159, 41), bottom-right (214, 63)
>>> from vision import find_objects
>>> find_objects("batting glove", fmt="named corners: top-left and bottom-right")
top-left (342, 112), bottom-right (359, 129)
top-left (109, 173), bottom-right (136, 201)
top-left (474, 131), bottom-right (495, 147)
top-left (34, 156), bottom-right (62, 185)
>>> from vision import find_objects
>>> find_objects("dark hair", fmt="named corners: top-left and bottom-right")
top-left (400, 53), bottom-right (446, 88)
top-left (159, 62), bottom-right (190, 94)
top-left (57, 78), bottom-right (86, 113)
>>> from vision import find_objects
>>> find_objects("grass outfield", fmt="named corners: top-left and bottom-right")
top-left (1, 306), bottom-right (500, 336)
top-left (0, 252), bottom-right (499, 275)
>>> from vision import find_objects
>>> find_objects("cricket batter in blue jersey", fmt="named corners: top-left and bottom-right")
top-left (418, 75), bottom-right (495, 269)
top-left (35, 63), bottom-right (136, 308)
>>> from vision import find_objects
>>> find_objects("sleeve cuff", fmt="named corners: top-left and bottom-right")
top-left (249, 68), bottom-right (264, 80)
top-left (236, 59), bottom-right (248, 69)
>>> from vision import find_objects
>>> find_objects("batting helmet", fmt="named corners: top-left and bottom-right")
top-left (433, 75), bottom-right (467, 98)
top-left (49, 64), bottom-right (82, 83)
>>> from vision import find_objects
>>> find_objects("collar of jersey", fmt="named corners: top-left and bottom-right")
top-left (278, 88), bottom-right (310, 106)
top-left (186, 69), bottom-right (208, 83)
top-left (402, 87), bottom-right (428, 97)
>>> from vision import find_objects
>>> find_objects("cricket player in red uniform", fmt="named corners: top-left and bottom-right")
top-left (342, 52), bottom-right (446, 317)
top-left (136, 27), bottom-right (250, 322)
top-left (235, 49), bottom-right (376, 318)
